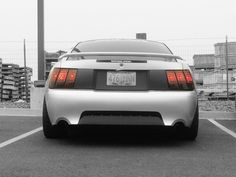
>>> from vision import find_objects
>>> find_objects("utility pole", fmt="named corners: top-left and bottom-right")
top-left (225, 36), bottom-right (229, 101)
top-left (23, 39), bottom-right (28, 102)
top-left (38, 0), bottom-right (45, 80)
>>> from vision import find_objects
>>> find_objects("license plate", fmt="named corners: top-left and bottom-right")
top-left (107, 71), bottom-right (136, 86)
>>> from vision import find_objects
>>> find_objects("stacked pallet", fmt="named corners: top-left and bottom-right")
top-left (19, 67), bottom-right (32, 102)
top-left (1, 64), bottom-right (19, 101)
top-left (0, 58), bottom-right (33, 102)
top-left (0, 58), bottom-right (2, 101)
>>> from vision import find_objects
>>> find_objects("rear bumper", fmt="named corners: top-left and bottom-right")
top-left (45, 89), bottom-right (198, 127)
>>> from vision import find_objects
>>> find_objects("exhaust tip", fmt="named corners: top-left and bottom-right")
top-left (174, 122), bottom-right (185, 130)
top-left (57, 120), bottom-right (69, 128)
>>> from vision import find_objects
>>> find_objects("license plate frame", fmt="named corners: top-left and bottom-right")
top-left (106, 71), bottom-right (136, 86)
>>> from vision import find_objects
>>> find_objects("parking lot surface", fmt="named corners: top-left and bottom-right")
top-left (0, 116), bottom-right (236, 177)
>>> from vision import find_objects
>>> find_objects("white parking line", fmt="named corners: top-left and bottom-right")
top-left (208, 119), bottom-right (236, 139)
top-left (201, 117), bottom-right (236, 120)
top-left (0, 127), bottom-right (42, 149)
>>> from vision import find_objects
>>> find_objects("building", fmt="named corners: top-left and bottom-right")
top-left (214, 42), bottom-right (236, 69)
top-left (202, 70), bottom-right (236, 92)
top-left (193, 54), bottom-right (216, 85)
top-left (193, 54), bottom-right (215, 69)
top-left (193, 42), bottom-right (236, 92)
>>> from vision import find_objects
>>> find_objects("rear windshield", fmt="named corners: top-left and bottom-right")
top-left (68, 40), bottom-right (175, 62)
top-left (72, 40), bottom-right (172, 54)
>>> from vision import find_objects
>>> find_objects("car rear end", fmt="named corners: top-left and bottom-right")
top-left (43, 39), bottom-right (198, 140)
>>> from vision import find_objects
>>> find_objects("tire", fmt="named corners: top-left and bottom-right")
top-left (184, 105), bottom-right (199, 141)
top-left (42, 99), bottom-right (60, 139)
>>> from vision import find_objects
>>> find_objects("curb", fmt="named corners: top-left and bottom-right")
top-left (0, 108), bottom-right (41, 117)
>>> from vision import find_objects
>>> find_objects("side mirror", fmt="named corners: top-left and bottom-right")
top-left (34, 80), bottom-right (46, 87)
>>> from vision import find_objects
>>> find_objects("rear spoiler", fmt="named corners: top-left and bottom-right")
top-left (59, 52), bottom-right (183, 61)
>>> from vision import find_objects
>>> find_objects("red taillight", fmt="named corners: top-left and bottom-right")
top-left (49, 68), bottom-right (77, 88)
top-left (166, 71), bottom-right (177, 85)
top-left (175, 71), bottom-right (186, 84)
top-left (49, 68), bottom-right (60, 87)
top-left (57, 69), bottom-right (68, 85)
top-left (166, 70), bottom-right (194, 90)
top-left (65, 69), bottom-right (77, 87)
top-left (183, 70), bottom-right (193, 84)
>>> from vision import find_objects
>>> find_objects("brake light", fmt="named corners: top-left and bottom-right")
top-left (166, 71), bottom-right (178, 85)
top-left (175, 71), bottom-right (186, 84)
top-left (183, 70), bottom-right (193, 84)
top-left (166, 70), bottom-right (194, 90)
top-left (56, 69), bottom-right (68, 85)
top-left (49, 68), bottom-right (60, 87)
top-left (65, 69), bottom-right (77, 87)
top-left (49, 68), bottom-right (77, 88)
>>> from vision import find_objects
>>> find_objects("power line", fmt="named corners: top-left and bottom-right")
top-left (0, 40), bottom-right (77, 43)
top-left (0, 37), bottom-right (236, 43)
top-left (159, 37), bottom-right (226, 41)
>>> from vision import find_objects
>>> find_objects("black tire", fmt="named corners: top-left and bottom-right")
top-left (184, 105), bottom-right (199, 141)
top-left (42, 99), bottom-right (60, 139)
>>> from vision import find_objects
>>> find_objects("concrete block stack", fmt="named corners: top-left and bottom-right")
top-left (1, 64), bottom-right (19, 101)
top-left (0, 58), bottom-right (33, 102)
top-left (19, 67), bottom-right (32, 102)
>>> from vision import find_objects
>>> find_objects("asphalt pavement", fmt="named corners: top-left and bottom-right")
top-left (0, 115), bottom-right (236, 177)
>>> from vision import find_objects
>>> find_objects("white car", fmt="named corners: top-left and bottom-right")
top-left (43, 39), bottom-right (198, 140)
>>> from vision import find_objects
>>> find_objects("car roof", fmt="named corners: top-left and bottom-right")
top-left (78, 38), bottom-right (164, 45)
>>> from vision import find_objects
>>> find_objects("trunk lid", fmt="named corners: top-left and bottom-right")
top-left (60, 59), bottom-right (183, 70)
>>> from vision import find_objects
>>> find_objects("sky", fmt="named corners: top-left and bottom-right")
top-left (0, 0), bottom-right (236, 80)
